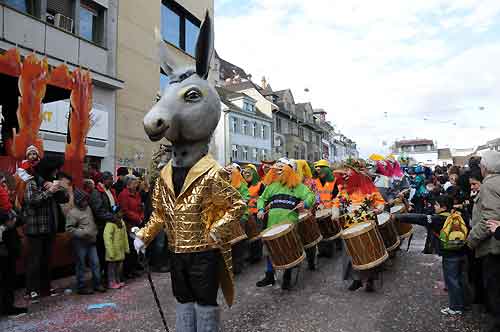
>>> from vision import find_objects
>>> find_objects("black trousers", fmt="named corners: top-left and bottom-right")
top-left (124, 235), bottom-right (139, 276)
top-left (26, 235), bottom-right (54, 294)
top-left (482, 254), bottom-right (500, 329)
top-left (318, 240), bottom-right (335, 258)
top-left (231, 239), bottom-right (248, 274)
top-left (170, 251), bottom-right (220, 306)
top-left (95, 232), bottom-right (107, 280)
top-left (0, 254), bottom-right (16, 314)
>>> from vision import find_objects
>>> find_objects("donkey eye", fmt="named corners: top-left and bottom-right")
top-left (184, 88), bottom-right (202, 103)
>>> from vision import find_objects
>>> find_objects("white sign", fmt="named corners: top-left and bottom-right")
top-left (41, 100), bottom-right (108, 140)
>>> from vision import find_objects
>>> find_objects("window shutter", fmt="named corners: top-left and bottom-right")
top-left (47, 0), bottom-right (73, 18)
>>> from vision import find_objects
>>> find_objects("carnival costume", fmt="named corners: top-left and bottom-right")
top-left (256, 158), bottom-right (315, 289)
top-left (135, 13), bottom-right (245, 331)
top-left (243, 164), bottom-right (265, 263)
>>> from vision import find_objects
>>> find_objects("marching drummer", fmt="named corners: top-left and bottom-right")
top-left (224, 163), bottom-right (250, 275)
top-left (314, 160), bottom-right (339, 209)
top-left (256, 158), bottom-right (315, 290)
top-left (242, 164), bottom-right (266, 264)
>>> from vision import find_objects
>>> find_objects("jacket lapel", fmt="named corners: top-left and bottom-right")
top-left (160, 161), bottom-right (175, 195)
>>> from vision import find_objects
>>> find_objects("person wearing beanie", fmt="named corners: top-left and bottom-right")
top-left (242, 164), bottom-right (265, 264)
top-left (66, 189), bottom-right (106, 295)
top-left (468, 150), bottom-right (500, 332)
top-left (113, 167), bottom-right (129, 196)
top-left (256, 158), bottom-right (315, 290)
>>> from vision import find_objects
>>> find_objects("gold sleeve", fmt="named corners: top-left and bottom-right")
top-left (136, 178), bottom-right (166, 246)
top-left (209, 172), bottom-right (246, 243)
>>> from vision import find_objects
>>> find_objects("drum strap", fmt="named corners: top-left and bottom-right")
top-left (406, 233), bottom-right (413, 251)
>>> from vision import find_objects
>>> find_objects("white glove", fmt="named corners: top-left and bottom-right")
top-left (133, 237), bottom-right (146, 254)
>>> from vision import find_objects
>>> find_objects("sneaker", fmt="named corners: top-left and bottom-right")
top-left (348, 280), bottom-right (363, 291)
top-left (440, 307), bottom-right (463, 316)
top-left (119, 282), bottom-right (125, 288)
top-left (7, 306), bottom-right (28, 318)
top-left (49, 288), bottom-right (58, 297)
top-left (29, 291), bottom-right (40, 303)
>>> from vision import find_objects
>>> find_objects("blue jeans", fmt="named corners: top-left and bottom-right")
top-left (442, 255), bottom-right (465, 311)
top-left (73, 239), bottom-right (101, 289)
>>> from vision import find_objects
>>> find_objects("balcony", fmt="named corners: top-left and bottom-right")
top-left (1, 5), bottom-right (110, 75)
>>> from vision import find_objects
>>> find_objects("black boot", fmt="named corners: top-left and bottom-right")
top-left (281, 270), bottom-right (292, 290)
top-left (256, 272), bottom-right (275, 287)
top-left (348, 280), bottom-right (363, 291)
top-left (365, 279), bottom-right (375, 292)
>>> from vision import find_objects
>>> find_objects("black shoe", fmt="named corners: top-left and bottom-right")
top-left (154, 265), bottom-right (170, 273)
top-left (348, 280), bottom-right (363, 291)
top-left (77, 288), bottom-right (94, 295)
top-left (7, 306), bottom-right (28, 318)
top-left (281, 270), bottom-right (292, 290)
top-left (365, 280), bottom-right (375, 293)
top-left (256, 272), bottom-right (275, 287)
top-left (94, 285), bottom-right (107, 293)
top-left (308, 264), bottom-right (316, 271)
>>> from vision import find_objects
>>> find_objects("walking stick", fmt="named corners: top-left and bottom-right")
top-left (131, 229), bottom-right (170, 332)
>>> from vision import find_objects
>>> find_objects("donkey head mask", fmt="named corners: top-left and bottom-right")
top-left (144, 12), bottom-right (220, 168)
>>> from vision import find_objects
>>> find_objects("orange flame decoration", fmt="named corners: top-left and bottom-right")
top-left (48, 64), bottom-right (73, 90)
top-left (0, 48), bottom-right (21, 77)
top-left (5, 54), bottom-right (48, 160)
top-left (63, 68), bottom-right (92, 188)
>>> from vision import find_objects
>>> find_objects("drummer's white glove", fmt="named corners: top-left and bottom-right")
top-left (134, 237), bottom-right (146, 254)
top-left (257, 210), bottom-right (265, 220)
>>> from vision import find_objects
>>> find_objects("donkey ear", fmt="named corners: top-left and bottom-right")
top-left (155, 27), bottom-right (180, 76)
top-left (195, 11), bottom-right (214, 80)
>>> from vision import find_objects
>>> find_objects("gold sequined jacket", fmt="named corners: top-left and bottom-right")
top-left (136, 154), bottom-right (246, 306)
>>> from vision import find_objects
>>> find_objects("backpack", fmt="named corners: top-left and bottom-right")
top-left (439, 212), bottom-right (468, 251)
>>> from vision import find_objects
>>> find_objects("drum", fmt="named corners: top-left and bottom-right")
top-left (376, 212), bottom-right (400, 251)
top-left (261, 223), bottom-right (305, 270)
top-left (229, 220), bottom-right (248, 245)
top-left (391, 205), bottom-right (413, 239)
top-left (341, 222), bottom-right (388, 270)
top-left (316, 208), bottom-right (341, 240)
top-left (245, 215), bottom-right (262, 242)
top-left (297, 211), bottom-right (323, 249)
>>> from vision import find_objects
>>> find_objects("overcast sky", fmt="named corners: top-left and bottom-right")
top-left (214, 0), bottom-right (500, 157)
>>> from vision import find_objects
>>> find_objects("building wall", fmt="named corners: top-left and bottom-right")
top-left (0, 1), bottom-right (122, 171)
top-left (116, 0), bottom-right (213, 170)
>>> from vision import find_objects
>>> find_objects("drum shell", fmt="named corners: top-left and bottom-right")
top-left (341, 222), bottom-right (388, 270)
top-left (377, 217), bottom-right (401, 251)
top-left (297, 213), bottom-right (323, 249)
top-left (392, 205), bottom-right (414, 239)
top-left (262, 223), bottom-right (305, 270)
top-left (317, 215), bottom-right (341, 240)
top-left (246, 214), bottom-right (262, 242)
top-left (229, 219), bottom-right (248, 245)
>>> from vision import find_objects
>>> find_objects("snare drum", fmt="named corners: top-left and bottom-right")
top-left (229, 220), bottom-right (248, 245)
top-left (341, 222), bottom-right (388, 270)
top-left (316, 208), bottom-right (341, 240)
top-left (391, 205), bottom-right (413, 239)
top-left (377, 212), bottom-right (400, 251)
top-left (261, 223), bottom-right (305, 270)
top-left (297, 211), bottom-right (323, 249)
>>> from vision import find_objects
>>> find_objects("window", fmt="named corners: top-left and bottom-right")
top-left (242, 120), bottom-right (248, 135)
top-left (261, 125), bottom-right (269, 139)
top-left (232, 145), bottom-right (238, 160)
top-left (252, 148), bottom-right (258, 161)
top-left (275, 117), bottom-right (282, 133)
top-left (316, 134), bottom-right (320, 145)
top-left (294, 146), bottom-right (300, 159)
top-left (275, 137), bottom-right (283, 147)
top-left (309, 130), bottom-right (313, 142)
top-left (243, 102), bottom-right (254, 112)
top-left (161, 1), bottom-right (200, 56)
top-left (160, 73), bottom-right (170, 92)
top-left (300, 146), bottom-right (306, 159)
top-left (79, 0), bottom-right (105, 45)
top-left (231, 117), bottom-right (238, 133)
top-left (4, 0), bottom-right (36, 15)
top-left (298, 127), bottom-right (304, 139)
top-left (261, 149), bottom-right (267, 160)
top-left (242, 146), bottom-right (248, 161)
top-left (252, 122), bottom-right (257, 137)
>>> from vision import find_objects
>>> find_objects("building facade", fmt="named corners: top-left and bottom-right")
top-left (116, 0), bottom-right (214, 171)
top-left (213, 87), bottom-right (273, 166)
top-left (392, 139), bottom-right (438, 166)
top-left (0, 0), bottom-right (123, 171)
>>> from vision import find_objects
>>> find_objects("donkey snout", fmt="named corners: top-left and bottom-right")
top-left (143, 113), bottom-right (170, 142)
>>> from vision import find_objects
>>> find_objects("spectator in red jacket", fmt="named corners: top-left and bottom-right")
top-left (118, 175), bottom-right (144, 278)
top-left (0, 175), bottom-right (12, 213)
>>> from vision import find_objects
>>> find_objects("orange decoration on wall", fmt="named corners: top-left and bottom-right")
top-left (48, 64), bottom-right (73, 90)
top-left (5, 54), bottom-right (48, 160)
top-left (0, 48), bottom-right (21, 77)
top-left (63, 68), bottom-right (92, 188)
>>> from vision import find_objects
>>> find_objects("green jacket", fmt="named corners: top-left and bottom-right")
top-left (468, 174), bottom-right (500, 257)
top-left (257, 182), bottom-right (315, 228)
top-left (237, 182), bottom-right (250, 222)
top-left (103, 220), bottom-right (130, 262)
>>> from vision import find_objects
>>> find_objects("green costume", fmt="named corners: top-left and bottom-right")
top-left (257, 182), bottom-right (315, 228)
top-left (236, 182), bottom-right (250, 222)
